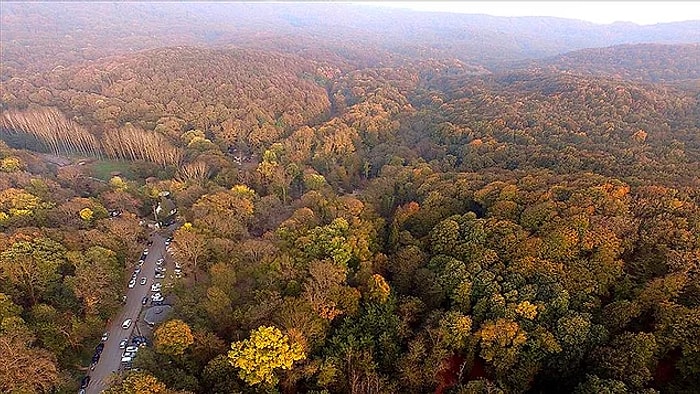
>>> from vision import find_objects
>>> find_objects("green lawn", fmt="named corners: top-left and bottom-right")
top-left (88, 160), bottom-right (136, 181)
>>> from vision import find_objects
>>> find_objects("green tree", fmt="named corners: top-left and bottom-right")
top-left (0, 327), bottom-right (60, 393)
top-left (171, 225), bottom-right (209, 282)
top-left (66, 246), bottom-right (122, 316)
top-left (0, 238), bottom-right (67, 305)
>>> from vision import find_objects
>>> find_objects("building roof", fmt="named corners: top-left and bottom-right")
top-left (143, 305), bottom-right (173, 326)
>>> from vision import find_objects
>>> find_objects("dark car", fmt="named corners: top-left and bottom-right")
top-left (147, 240), bottom-right (153, 246)
top-left (132, 336), bottom-right (148, 346)
top-left (80, 376), bottom-right (91, 389)
top-left (95, 342), bottom-right (104, 354)
top-left (141, 296), bottom-right (148, 305)
top-left (92, 353), bottom-right (100, 363)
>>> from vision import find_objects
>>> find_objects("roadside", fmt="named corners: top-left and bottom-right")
top-left (85, 229), bottom-right (171, 394)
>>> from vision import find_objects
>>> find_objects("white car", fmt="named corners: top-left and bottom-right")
top-left (151, 293), bottom-right (164, 302)
top-left (121, 318), bottom-right (132, 329)
top-left (101, 332), bottom-right (109, 342)
top-left (151, 283), bottom-right (162, 292)
top-left (154, 273), bottom-right (165, 279)
top-left (156, 258), bottom-right (164, 266)
top-left (143, 249), bottom-right (149, 255)
top-left (140, 277), bottom-right (147, 285)
top-left (174, 262), bottom-right (181, 269)
top-left (119, 338), bottom-right (128, 349)
top-left (128, 278), bottom-right (136, 288)
top-left (125, 345), bottom-right (139, 353)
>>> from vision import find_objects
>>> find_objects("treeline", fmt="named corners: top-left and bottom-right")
top-left (2, 47), bottom-right (333, 156)
top-left (103, 124), bottom-right (183, 167)
top-left (1, 107), bottom-right (183, 167)
top-left (527, 43), bottom-right (700, 84)
top-left (1, 107), bottom-right (101, 157)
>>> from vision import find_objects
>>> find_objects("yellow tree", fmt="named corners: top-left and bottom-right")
top-left (228, 326), bottom-right (306, 386)
top-left (103, 371), bottom-right (168, 394)
top-left (154, 319), bottom-right (194, 357)
top-left (79, 207), bottom-right (94, 222)
top-left (366, 273), bottom-right (391, 304)
top-left (477, 318), bottom-right (527, 374)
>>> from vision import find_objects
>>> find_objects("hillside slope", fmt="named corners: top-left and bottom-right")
top-left (2, 3), bottom-right (700, 79)
top-left (523, 43), bottom-right (700, 84)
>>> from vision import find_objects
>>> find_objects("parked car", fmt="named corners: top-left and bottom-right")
top-left (134, 267), bottom-right (141, 274)
top-left (156, 258), bottom-right (164, 266)
top-left (122, 318), bottom-right (132, 329)
top-left (147, 240), bottom-right (153, 246)
top-left (151, 293), bottom-right (164, 302)
top-left (143, 248), bottom-right (149, 255)
top-left (142, 296), bottom-right (149, 305)
top-left (140, 277), bottom-right (147, 285)
top-left (79, 376), bottom-right (91, 389)
top-left (128, 278), bottom-right (136, 288)
top-left (91, 353), bottom-right (100, 363)
top-left (174, 261), bottom-right (181, 269)
top-left (95, 342), bottom-right (104, 354)
top-left (132, 336), bottom-right (148, 346)
top-left (154, 273), bottom-right (165, 279)
top-left (125, 345), bottom-right (139, 353)
top-left (101, 332), bottom-right (109, 342)
top-left (119, 338), bottom-right (128, 349)
top-left (151, 283), bottom-right (162, 292)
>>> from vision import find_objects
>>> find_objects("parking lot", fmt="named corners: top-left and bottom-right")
top-left (84, 231), bottom-right (173, 394)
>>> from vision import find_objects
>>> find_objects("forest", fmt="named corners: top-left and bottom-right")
top-left (0, 3), bottom-right (699, 394)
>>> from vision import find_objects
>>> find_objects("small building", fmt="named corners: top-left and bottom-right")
top-left (143, 305), bottom-right (173, 327)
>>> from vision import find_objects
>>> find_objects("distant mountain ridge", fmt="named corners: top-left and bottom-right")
top-left (1, 2), bottom-right (699, 79)
top-left (509, 43), bottom-right (700, 86)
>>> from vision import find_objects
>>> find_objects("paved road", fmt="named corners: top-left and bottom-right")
top-left (87, 232), bottom-right (167, 394)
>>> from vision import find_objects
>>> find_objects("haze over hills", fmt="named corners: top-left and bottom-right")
top-left (2, 2), bottom-right (700, 78)
top-left (1, 2), bottom-right (699, 394)
top-left (513, 43), bottom-right (700, 85)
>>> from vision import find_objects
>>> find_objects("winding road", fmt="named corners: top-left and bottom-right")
top-left (86, 232), bottom-right (167, 394)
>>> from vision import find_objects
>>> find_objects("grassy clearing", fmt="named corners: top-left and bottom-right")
top-left (89, 160), bottom-right (135, 180)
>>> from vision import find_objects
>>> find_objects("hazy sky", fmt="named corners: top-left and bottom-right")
top-left (363, 1), bottom-right (700, 25)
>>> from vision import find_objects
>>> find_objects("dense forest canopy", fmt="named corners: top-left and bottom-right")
top-left (0, 3), bottom-right (699, 394)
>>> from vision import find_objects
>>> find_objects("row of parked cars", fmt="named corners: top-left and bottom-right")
top-left (120, 335), bottom-right (148, 368)
top-left (128, 247), bottom-right (150, 288)
top-left (164, 237), bottom-right (183, 279)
